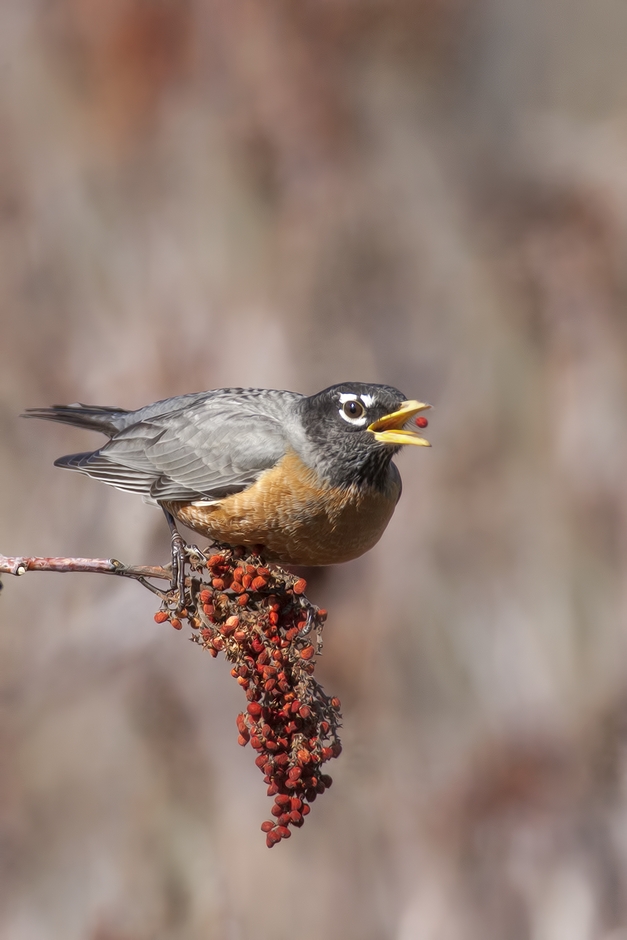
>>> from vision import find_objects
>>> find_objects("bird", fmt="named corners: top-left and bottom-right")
top-left (24, 383), bottom-right (430, 575)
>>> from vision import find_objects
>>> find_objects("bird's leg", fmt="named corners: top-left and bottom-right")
top-left (163, 508), bottom-right (187, 609)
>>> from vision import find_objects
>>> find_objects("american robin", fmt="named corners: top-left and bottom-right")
top-left (25, 383), bottom-right (430, 573)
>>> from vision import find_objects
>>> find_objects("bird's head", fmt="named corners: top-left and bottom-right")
top-left (297, 382), bottom-right (430, 488)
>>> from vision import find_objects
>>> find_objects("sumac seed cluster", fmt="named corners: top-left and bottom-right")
top-left (153, 544), bottom-right (342, 846)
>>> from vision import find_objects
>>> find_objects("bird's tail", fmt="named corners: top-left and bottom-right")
top-left (22, 403), bottom-right (130, 438)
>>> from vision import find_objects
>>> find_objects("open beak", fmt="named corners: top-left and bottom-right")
top-left (368, 400), bottom-right (431, 447)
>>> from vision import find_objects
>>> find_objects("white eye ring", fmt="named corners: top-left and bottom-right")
top-left (339, 398), bottom-right (367, 424)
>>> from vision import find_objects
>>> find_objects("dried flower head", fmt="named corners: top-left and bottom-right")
top-left (152, 544), bottom-right (342, 846)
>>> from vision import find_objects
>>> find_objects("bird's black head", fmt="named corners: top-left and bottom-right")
top-left (297, 382), bottom-right (430, 489)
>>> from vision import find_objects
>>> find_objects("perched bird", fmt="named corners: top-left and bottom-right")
top-left (24, 383), bottom-right (430, 568)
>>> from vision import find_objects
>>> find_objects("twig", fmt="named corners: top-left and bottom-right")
top-left (0, 554), bottom-right (171, 597)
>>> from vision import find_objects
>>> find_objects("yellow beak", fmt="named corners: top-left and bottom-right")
top-left (367, 400), bottom-right (431, 447)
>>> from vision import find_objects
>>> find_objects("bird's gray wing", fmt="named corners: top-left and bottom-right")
top-left (61, 392), bottom-right (298, 500)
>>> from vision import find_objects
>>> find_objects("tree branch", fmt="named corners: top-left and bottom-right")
top-left (0, 553), bottom-right (171, 597)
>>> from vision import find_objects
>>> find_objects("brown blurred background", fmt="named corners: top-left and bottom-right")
top-left (2, 1), bottom-right (627, 937)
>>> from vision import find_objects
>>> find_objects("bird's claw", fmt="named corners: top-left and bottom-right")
top-left (297, 605), bottom-right (316, 637)
top-left (185, 544), bottom-right (206, 566)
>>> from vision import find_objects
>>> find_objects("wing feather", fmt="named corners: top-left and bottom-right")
top-left (61, 390), bottom-right (300, 501)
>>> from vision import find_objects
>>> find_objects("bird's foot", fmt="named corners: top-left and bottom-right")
top-left (184, 544), bottom-right (207, 567)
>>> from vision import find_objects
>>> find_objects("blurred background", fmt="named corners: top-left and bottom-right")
top-left (2, 0), bottom-right (627, 937)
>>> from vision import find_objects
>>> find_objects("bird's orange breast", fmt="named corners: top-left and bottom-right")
top-left (164, 450), bottom-right (400, 566)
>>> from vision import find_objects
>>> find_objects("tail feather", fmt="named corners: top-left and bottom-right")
top-left (53, 451), bottom-right (99, 469)
top-left (22, 403), bottom-right (130, 437)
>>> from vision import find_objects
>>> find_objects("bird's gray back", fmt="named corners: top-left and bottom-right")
top-left (116, 387), bottom-right (299, 428)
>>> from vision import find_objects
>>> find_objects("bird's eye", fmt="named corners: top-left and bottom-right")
top-left (342, 400), bottom-right (365, 420)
